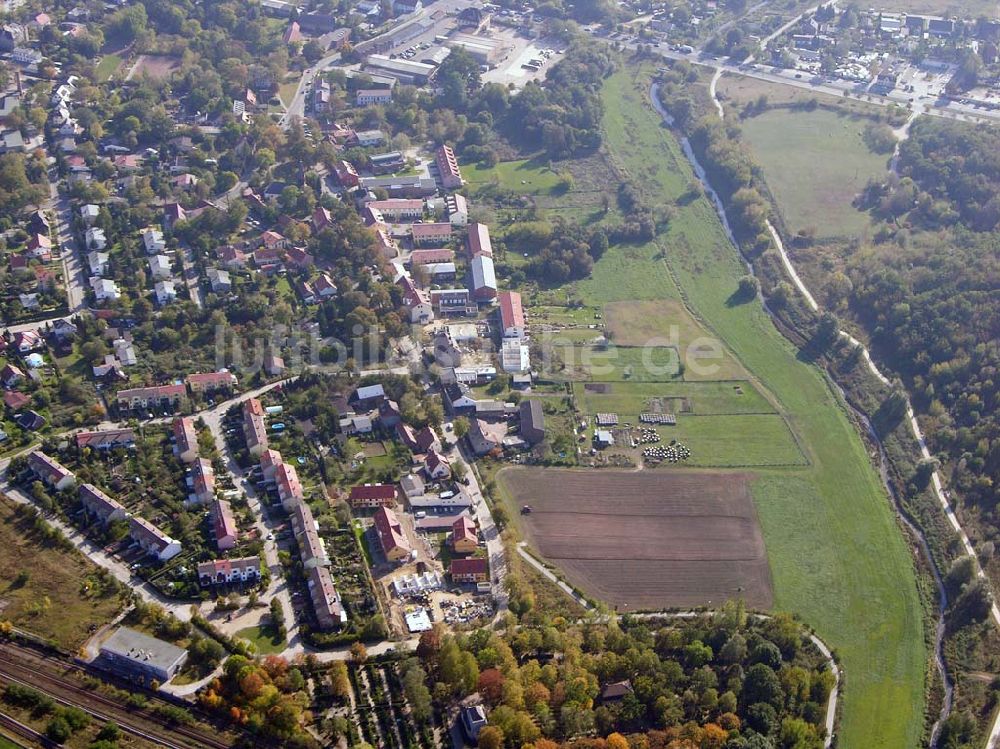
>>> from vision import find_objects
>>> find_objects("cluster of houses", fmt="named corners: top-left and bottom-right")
top-left (27, 449), bottom-right (183, 561)
top-left (338, 381), bottom-right (492, 588)
top-left (112, 370), bottom-right (237, 414)
top-left (5, 207), bottom-right (61, 315)
top-left (243, 397), bottom-right (347, 630)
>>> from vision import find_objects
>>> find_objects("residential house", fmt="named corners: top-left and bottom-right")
top-left (265, 354), bottom-right (285, 376)
top-left (211, 498), bottom-right (238, 550)
top-left (291, 502), bottom-right (331, 567)
top-left (365, 199), bottom-right (423, 221)
top-left (163, 203), bottom-right (186, 229)
top-left (28, 450), bottom-right (75, 490)
top-left (243, 398), bottom-right (268, 457)
top-left (207, 268), bottom-right (232, 293)
top-left (276, 461), bottom-right (304, 510)
top-left (351, 383), bottom-right (386, 410)
top-left (91, 277), bottom-right (120, 302)
top-left (187, 458), bottom-right (215, 506)
top-left (430, 288), bottom-right (474, 315)
top-left (308, 566), bottom-right (346, 629)
top-left (378, 398), bottom-right (402, 427)
top-left (148, 254), bottom-right (172, 280)
top-left (434, 144), bottom-right (463, 189)
top-left (198, 557), bottom-right (260, 586)
top-left (450, 515), bottom-right (478, 554)
top-left (313, 79), bottom-right (331, 112)
top-left (347, 483), bottom-right (396, 509)
top-left (357, 89), bottom-right (393, 106)
top-left (443, 382), bottom-right (477, 414)
top-left (498, 291), bottom-right (525, 338)
top-left (116, 383), bottom-right (186, 412)
top-left (450, 557), bottom-right (489, 583)
top-left (285, 246), bottom-right (314, 269)
top-left (445, 193), bottom-right (468, 225)
top-left (27, 233), bottom-right (52, 260)
top-left (142, 228), bottom-right (166, 254)
top-left (216, 245), bottom-right (247, 269)
top-left (12, 331), bottom-right (42, 353)
top-left (1, 363), bottom-right (24, 388)
top-left (3, 391), bottom-right (30, 411)
top-left (411, 222), bottom-right (452, 246)
top-left (398, 275), bottom-right (433, 324)
top-left (409, 248), bottom-right (455, 266)
top-left (314, 273), bottom-right (337, 299)
top-left (470, 255), bottom-right (497, 301)
top-left (500, 337), bottom-right (530, 373)
top-left (79, 483), bottom-right (127, 524)
top-left (519, 399), bottom-right (545, 444)
top-left (468, 417), bottom-right (506, 456)
top-left (75, 428), bottom-right (136, 451)
top-left (113, 338), bottom-right (137, 366)
top-left (312, 206), bottom-right (333, 232)
top-left (129, 516), bottom-right (182, 561)
top-left (154, 280), bottom-right (177, 305)
top-left (186, 370), bottom-right (237, 395)
top-left (333, 160), bottom-right (360, 188)
top-left (374, 506), bottom-right (411, 561)
top-left (467, 223), bottom-right (492, 258)
top-left (80, 203), bottom-right (100, 226)
top-left (423, 449), bottom-right (451, 480)
top-left (85, 227), bottom-right (107, 251)
top-left (88, 251), bottom-right (110, 276)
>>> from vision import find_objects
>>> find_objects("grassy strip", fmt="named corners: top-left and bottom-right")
top-left (599, 64), bottom-right (925, 749)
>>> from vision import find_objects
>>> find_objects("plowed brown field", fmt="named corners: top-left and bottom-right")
top-left (501, 468), bottom-right (773, 610)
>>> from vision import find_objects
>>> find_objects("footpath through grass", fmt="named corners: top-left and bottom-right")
top-left (599, 65), bottom-right (925, 749)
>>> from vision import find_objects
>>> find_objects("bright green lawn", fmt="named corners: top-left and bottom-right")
top-left (461, 158), bottom-right (562, 194)
top-left (660, 413), bottom-right (807, 467)
top-left (597, 67), bottom-right (925, 749)
top-left (96, 54), bottom-right (122, 81)
top-left (236, 625), bottom-right (286, 655)
top-left (575, 380), bottom-right (776, 416)
top-left (740, 107), bottom-right (887, 239)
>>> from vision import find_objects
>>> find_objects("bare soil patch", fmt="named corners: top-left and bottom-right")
top-left (501, 468), bottom-right (772, 610)
top-left (133, 55), bottom-right (180, 79)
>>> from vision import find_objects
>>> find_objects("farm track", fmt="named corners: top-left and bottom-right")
top-left (0, 644), bottom-right (233, 749)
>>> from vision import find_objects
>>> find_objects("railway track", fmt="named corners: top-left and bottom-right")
top-left (0, 645), bottom-right (231, 749)
top-left (0, 709), bottom-right (50, 748)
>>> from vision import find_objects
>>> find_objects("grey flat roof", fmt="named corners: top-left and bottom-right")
top-left (100, 626), bottom-right (187, 671)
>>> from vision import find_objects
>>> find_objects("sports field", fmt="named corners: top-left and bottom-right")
top-left (740, 107), bottom-right (887, 239)
top-left (501, 468), bottom-right (773, 610)
top-left (571, 65), bottom-right (924, 749)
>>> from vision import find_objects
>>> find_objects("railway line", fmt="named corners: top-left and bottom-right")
top-left (0, 643), bottom-right (232, 749)
top-left (0, 710), bottom-right (50, 748)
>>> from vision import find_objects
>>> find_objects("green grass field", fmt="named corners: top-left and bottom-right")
top-left (585, 66), bottom-right (925, 749)
top-left (95, 54), bottom-right (122, 81)
top-left (657, 413), bottom-right (807, 467)
top-left (236, 624), bottom-right (286, 655)
top-left (461, 157), bottom-right (562, 194)
top-left (740, 107), bottom-right (887, 239)
top-left (576, 380), bottom-right (776, 416)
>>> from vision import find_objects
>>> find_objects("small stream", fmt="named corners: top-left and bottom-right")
top-left (648, 81), bottom-right (954, 745)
